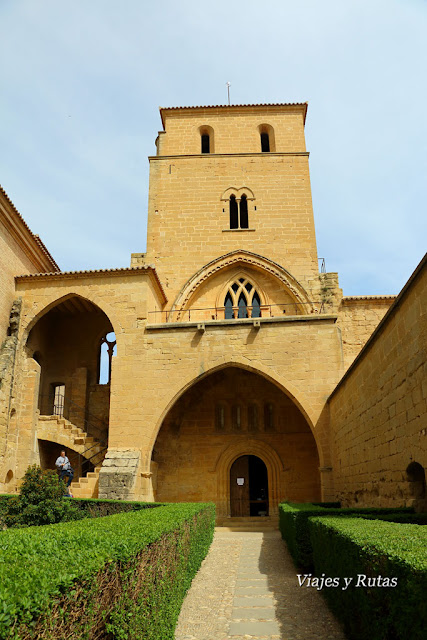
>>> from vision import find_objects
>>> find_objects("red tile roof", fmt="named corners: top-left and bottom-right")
top-left (159, 102), bottom-right (308, 128)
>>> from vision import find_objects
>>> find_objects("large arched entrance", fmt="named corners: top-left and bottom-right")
top-left (25, 295), bottom-right (116, 482)
top-left (230, 455), bottom-right (268, 517)
top-left (152, 366), bottom-right (321, 514)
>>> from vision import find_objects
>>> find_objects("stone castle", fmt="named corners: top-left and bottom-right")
top-left (0, 103), bottom-right (425, 518)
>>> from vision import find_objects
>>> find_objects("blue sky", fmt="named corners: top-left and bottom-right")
top-left (1, 0), bottom-right (426, 295)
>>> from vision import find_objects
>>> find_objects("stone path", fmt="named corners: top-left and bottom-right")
top-left (175, 529), bottom-right (347, 640)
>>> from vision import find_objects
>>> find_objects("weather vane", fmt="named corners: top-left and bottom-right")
top-left (226, 81), bottom-right (231, 105)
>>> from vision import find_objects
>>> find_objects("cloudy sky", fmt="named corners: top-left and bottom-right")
top-left (1, 0), bottom-right (426, 296)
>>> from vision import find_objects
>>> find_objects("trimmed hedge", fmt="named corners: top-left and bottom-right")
top-left (279, 502), bottom-right (413, 568)
top-left (72, 497), bottom-right (163, 518)
top-left (0, 502), bottom-right (215, 639)
top-left (358, 512), bottom-right (427, 525)
top-left (308, 516), bottom-right (427, 640)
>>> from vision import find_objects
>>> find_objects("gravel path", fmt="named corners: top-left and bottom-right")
top-left (175, 529), bottom-right (347, 640)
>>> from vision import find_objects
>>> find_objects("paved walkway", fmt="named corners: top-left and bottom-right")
top-left (175, 529), bottom-right (347, 640)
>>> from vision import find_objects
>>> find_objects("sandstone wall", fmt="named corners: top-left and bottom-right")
top-left (329, 256), bottom-right (427, 508)
top-left (146, 107), bottom-right (320, 305)
top-left (337, 296), bottom-right (395, 370)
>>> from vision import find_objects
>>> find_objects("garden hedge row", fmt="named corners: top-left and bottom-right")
top-left (308, 516), bottom-right (427, 640)
top-left (279, 502), bottom-right (413, 568)
top-left (72, 496), bottom-right (163, 518)
top-left (0, 502), bottom-right (215, 639)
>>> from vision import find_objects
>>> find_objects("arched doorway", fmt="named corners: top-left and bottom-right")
top-left (230, 455), bottom-right (268, 517)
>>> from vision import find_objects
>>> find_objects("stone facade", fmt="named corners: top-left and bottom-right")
top-left (329, 255), bottom-right (427, 509)
top-left (2, 102), bottom-right (420, 515)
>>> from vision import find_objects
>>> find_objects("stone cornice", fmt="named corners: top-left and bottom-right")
top-left (146, 314), bottom-right (338, 331)
top-left (149, 152), bottom-right (309, 161)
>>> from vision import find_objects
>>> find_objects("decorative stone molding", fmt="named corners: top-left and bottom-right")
top-left (171, 250), bottom-right (313, 319)
top-left (213, 439), bottom-right (285, 517)
top-left (220, 186), bottom-right (255, 201)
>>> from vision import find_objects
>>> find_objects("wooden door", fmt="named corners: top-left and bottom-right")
top-left (230, 456), bottom-right (250, 516)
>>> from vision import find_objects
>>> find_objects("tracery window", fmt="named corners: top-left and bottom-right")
top-left (223, 277), bottom-right (262, 319)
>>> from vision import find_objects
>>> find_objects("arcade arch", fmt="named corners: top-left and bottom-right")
top-left (26, 295), bottom-right (115, 470)
top-left (152, 366), bottom-right (321, 515)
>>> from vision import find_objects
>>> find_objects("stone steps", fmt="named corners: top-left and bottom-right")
top-left (71, 466), bottom-right (101, 498)
top-left (216, 516), bottom-right (278, 530)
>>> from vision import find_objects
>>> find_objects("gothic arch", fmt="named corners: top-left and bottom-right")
top-left (220, 186), bottom-right (255, 201)
top-left (214, 439), bottom-right (284, 516)
top-left (148, 358), bottom-right (325, 466)
top-left (171, 250), bottom-right (314, 318)
top-left (21, 292), bottom-right (119, 346)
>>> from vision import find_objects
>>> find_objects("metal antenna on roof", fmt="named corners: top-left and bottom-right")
top-left (226, 82), bottom-right (231, 105)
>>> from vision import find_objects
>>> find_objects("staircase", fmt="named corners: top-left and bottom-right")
top-left (70, 466), bottom-right (101, 498)
top-left (38, 415), bottom-right (106, 467)
top-left (216, 516), bottom-right (278, 531)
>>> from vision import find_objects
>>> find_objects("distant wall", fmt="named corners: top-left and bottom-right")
top-left (329, 255), bottom-right (427, 509)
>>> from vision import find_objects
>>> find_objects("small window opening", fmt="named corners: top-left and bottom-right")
top-left (230, 195), bottom-right (239, 229)
top-left (260, 132), bottom-right (270, 152)
top-left (231, 405), bottom-right (241, 431)
top-left (201, 134), bottom-right (210, 154)
top-left (215, 404), bottom-right (225, 431)
top-left (264, 403), bottom-right (275, 431)
top-left (231, 282), bottom-right (239, 293)
top-left (248, 404), bottom-right (259, 432)
top-left (52, 384), bottom-right (65, 417)
top-left (245, 282), bottom-right (252, 292)
top-left (239, 195), bottom-right (249, 229)
top-left (99, 332), bottom-right (117, 384)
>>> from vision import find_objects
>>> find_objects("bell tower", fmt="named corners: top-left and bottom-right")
top-left (142, 103), bottom-right (320, 308)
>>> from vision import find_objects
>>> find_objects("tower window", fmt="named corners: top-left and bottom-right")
top-left (239, 195), bottom-right (248, 228)
top-left (260, 132), bottom-right (270, 152)
top-left (258, 124), bottom-right (275, 152)
top-left (201, 134), bottom-right (210, 154)
top-left (223, 277), bottom-right (262, 319)
top-left (229, 194), bottom-right (249, 229)
top-left (199, 125), bottom-right (214, 153)
top-left (230, 195), bottom-right (239, 229)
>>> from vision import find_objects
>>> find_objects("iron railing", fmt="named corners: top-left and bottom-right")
top-left (39, 393), bottom-right (108, 480)
top-left (148, 301), bottom-right (325, 324)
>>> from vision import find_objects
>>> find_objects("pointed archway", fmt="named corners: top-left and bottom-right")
top-left (152, 366), bottom-right (321, 515)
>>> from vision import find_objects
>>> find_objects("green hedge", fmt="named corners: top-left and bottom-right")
top-left (72, 497), bottom-right (163, 518)
top-left (358, 512), bottom-right (427, 525)
top-left (279, 502), bottom-right (413, 568)
top-left (0, 502), bottom-right (215, 639)
top-left (308, 516), bottom-right (427, 640)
